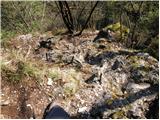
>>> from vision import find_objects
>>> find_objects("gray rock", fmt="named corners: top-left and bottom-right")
top-left (112, 59), bottom-right (124, 70)
top-left (126, 82), bottom-right (151, 94)
top-left (85, 73), bottom-right (102, 84)
top-left (0, 100), bottom-right (10, 106)
top-left (130, 69), bottom-right (144, 82)
top-left (46, 50), bottom-right (63, 62)
top-left (148, 70), bottom-right (159, 84)
top-left (136, 52), bottom-right (149, 59)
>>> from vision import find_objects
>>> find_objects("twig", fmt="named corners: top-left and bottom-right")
top-left (25, 45), bottom-right (31, 61)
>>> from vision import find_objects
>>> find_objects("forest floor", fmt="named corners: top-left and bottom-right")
top-left (1, 30), bottom-right (159, 119)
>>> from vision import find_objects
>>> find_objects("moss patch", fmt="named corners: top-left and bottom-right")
top-left (111, 110), bottom-right (126, 119)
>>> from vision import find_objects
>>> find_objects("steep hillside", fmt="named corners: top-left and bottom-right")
top-left (1, 31), bottom-right (159, 119)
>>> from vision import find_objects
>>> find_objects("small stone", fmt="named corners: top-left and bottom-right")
top-left (17, 34), bottom-right (32, 41)
top-left (126, 82), bottom-right (150, 93)
top-left (47, 78), bottom-right (53, 86)
top-left (0, 100), bottom-right (10, 106)
top-left (26, 104), bottom-right (32, 107)
top-left (137, 53), bottom-right (149, 58)
top-left (78, 107), bottom-right (88, 113)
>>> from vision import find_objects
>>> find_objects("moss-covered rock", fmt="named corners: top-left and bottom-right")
top-left (103, 22), bottom-right (130, 41)
top-left (111, 110), bottom-right (126, 119)
top-left (104, 22), bottom-right (130, 34)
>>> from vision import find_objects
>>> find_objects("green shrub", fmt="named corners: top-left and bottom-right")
top-left (1, 30), bottom-right (17, 48)
top-left (105, 22), bottom-right (130, 34)
top-left (1, 60), bottom-right (41, 84)
top-left (1, 63), bottom-right (22, 84)
top-left (104, 22), bottom-right (130, 41)
top-left (146, 36), bottom-right (159, 60)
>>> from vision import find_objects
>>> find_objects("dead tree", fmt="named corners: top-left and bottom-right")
top-left (58, 1), bottom-right (74, 34)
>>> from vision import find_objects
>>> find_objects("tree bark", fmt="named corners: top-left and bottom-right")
top-left (58, 1), bottom-right (74, 34)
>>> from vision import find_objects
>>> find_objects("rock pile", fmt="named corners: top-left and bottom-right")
top-left (1, 31), bottom-right (159, 119)
top-left (33, 32), bottom-right (158, 119)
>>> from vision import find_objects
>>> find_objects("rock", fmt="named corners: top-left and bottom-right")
top-left (62, 55), bottom-right (74, 63)
top-left (127, 96), bottom-right (156, 119)
top-left (47, 78), bottom-right (53, 86)
top-left (136, 52), bottom-right (149, 59)
top-left (0, 100), bottom-right (10, 106)
top-left (130, 69), bottom-right (144, 82)
top-left (38, 39), bottom-right (53, 50)
top-left (17, 34), bottom-right (32, 41)
top-left (130, 64), bottom-right (158, 84)
top-left (46, 50), bottom-right (63, 62)
top-left (2, 30), bottom-right (160, 119)
top-left (126, 82), bottom-right (151, 93)
top-left (112, 59), bottom-right (124, 70)
top-left (93, 30), bottom-right (113, 43)
top-left (85, 73), bottom-right (101, 84)
top-left (78, 107), bottom-right (88, 113)
top-left (148, 70), bottom-right (159, 84)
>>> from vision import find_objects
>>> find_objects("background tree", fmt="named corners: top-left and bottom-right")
top-left (57, 1), bottom-right (74, 34)
top-left (1, 1), bottom-right (159, 59)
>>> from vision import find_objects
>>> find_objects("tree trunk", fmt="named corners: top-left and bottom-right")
top-left (120, 9), bottom-right (123, 41)
top-left (130, 2), bottom-right (143, 47)
top-left (58, 1), bottom-right (74, 34)
top-left (75, 1), bottom-right (99, 36)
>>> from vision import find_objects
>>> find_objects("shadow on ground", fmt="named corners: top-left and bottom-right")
top-left (71, 84), bottom-right (159, 119)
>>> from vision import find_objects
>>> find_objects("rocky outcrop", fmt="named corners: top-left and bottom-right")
top-left (2, 31), bottom-right (159, 119)
top-left (33, 32), bottom-right (158, 119)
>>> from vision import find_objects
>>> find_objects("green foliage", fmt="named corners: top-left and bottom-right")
top-left (1, 60), bottom-right (41, 84)
top-left (111, 110), bottom-right (126, 119)
top-left (63, 82), bottom-right (78, 96)
top-left (1, 1), bottom-right (158, 59)
top-left (52, 28), bottom-right (67, 36)
top-left (48, 68), bottom-right (60, 80)
top-left (1, 30), bottom-right (17, 48)
top-left (105, 22), bottom-right (130, 34)
top-left (128, 55), bottom-right (152, 72)
top-left (1, 62), bottom-right (22, 84)
top-left (146, 36), bottom-right (159, 60)
top-left (21, 62), bottom-right (40, 78)
top-left (104, 22), bottom-right (130, 41)
top-left (1, 30), bottom-right (16, 40)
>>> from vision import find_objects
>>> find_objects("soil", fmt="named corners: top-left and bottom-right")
top-left (1, 78), bottom-right (50, 119)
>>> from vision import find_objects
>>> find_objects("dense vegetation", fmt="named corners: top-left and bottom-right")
top-left (1, 1), bottom-right (159, 59)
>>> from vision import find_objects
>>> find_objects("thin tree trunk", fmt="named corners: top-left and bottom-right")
top-left (41, 1), bottom-right (46, 25)
top-left (58, 1), bottom-right (74, 34)
top-left (120, 9), bottom-right (123, 41)
top-left (75, 1), bottom-right (99, 36)
top-left (76, 5), bottom-right (86, 30)
top-left (131, 2), bottom-right (143, 47)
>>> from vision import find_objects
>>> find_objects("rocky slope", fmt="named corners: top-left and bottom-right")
top-left (1, 31), bottom-right (159, 118)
